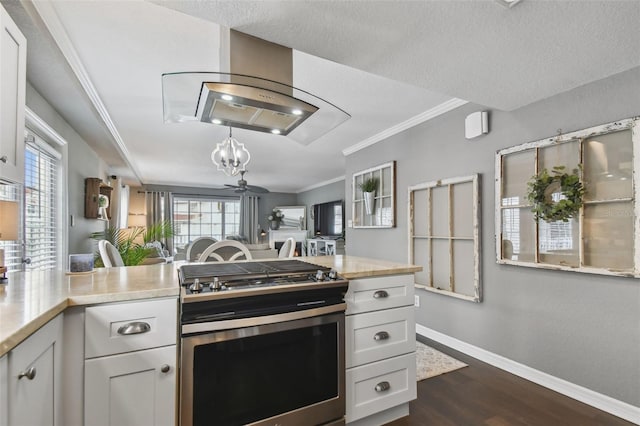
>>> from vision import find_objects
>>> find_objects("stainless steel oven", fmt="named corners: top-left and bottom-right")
top-left (179, 260), bottom-right (348, 426)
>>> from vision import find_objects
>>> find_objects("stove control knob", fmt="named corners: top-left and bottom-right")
top-left (328, 270), bottom-right (338, 280)
top-left (210, 277), bottom-right (222, 291)
top-left (189, 279), bottom-right (203, 293)
top-left (315, 270), bottom-right (326, 281)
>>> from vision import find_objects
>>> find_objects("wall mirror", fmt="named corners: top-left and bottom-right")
top-left (352, 161), bottom-right (396, 228)
top-left (408, 174), bottom-right (481, 302)
top-left (276, 206), bottom-right (306, 229)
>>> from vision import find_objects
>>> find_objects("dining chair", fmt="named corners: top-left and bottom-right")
top-left (197, 240), bottom-right (253, 262)
top-left (186, 236), bottom-right (218, 262)
top-left (98, 240), bottom-right (125, 267)
top-left (278, 237), bottom-right (296, 258)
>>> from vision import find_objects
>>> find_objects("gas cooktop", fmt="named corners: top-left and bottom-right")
top-left (179, 259), bottom-right (344, 300)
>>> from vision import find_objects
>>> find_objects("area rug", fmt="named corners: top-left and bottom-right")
top-left (416, 341), bottom-right (468, 381)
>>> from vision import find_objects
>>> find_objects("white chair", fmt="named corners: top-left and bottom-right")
top-left (197, 240), bottom-right (253, 262)
top-left (278, 237), bottom-right (296, 258)
top-left (98, 240), bottom-right (125, 267)
top-left (186, 236), bottom-right (218, 262)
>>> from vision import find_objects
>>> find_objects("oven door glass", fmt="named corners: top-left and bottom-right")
top-left (182, 312), bottom-right (344, 426)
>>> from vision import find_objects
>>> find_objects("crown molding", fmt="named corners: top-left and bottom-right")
top-left (28, 1), bottom-right (143, 183)
top-left (296, 176), bottom-right (345, 194)
top-left (342, 98), bottom-right (468, 156)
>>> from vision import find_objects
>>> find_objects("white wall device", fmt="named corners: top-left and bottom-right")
top-left (465, 111), bottom-right (489, 139)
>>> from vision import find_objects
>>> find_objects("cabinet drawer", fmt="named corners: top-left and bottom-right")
top-left (345, 352), bottom-right (416, 423)
top-left (346, 306), bottom-right (415, 368)
top-left (345, 275), bottom-right (414, 315)
top-left (85, 298), bottom-right (177, 358)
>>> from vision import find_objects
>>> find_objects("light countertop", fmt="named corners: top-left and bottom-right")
top-left (299, 255), bottom-right (422, 280)
top-left (0, 255), bottom-right (420, 357)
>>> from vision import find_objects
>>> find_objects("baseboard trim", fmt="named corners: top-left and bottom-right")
top-left (416, 325), bottom-right (640, 425)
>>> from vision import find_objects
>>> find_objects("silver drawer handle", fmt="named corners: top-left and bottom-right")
top-left (373, 290), bottom-right (389, 299)
top-left (373, 331), bottom-right (390, 341)
top-left (0, 155), bottom-right (7, 163)
top-left (374, 381), bottom-right (390, 392)
top-left (117, 321), bottom-right (151, 335)
top-left (18, 367), bottom-right (36, 380)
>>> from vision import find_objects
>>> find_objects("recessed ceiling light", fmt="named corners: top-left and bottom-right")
top-left (271, 129), bottom-right (281, 135)
top-left (212, 118), bottom-right (222, 125)
top-left (221, 94), bottom-right (233, 101)
top-left (495, 0), bottom-right (524, 8)
top-left (291, 109), bottom-right (303, 116)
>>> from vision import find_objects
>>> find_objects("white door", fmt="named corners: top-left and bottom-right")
top-left (85, 345), bottom-right (176, 426)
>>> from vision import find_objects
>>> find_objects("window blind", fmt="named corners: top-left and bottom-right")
top-left (24, 140), bottom-right (59, 270)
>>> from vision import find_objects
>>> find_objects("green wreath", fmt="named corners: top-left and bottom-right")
top-left (526, 165), bottom-right (585, 222)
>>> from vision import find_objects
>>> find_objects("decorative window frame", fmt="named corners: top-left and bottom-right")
top-left (408, 174), bottom-right (481, 302)
top-left (352, 161), bottom-right (395, 228)
top-left (495, 117), bottom-right (640, 277)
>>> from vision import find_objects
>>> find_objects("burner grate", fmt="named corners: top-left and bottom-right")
top-left (179, 259), bottom-right (327, 284)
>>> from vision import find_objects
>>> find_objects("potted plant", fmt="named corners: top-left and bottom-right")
top-left (267, 208), bottom-right (284, 230)
top-left (359, 177), bottom-right (379, 215)
top-left (91, 220), bottom-right (174, 266)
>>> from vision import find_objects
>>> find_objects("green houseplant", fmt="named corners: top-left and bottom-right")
top-left (359, 177), bottom-right (379, 215)
top-left (91, 220), bottom-right (174, 266)
top-left (359, 177), bottom-right (379, 193)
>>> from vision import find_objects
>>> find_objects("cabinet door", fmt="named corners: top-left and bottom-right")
top-left (7, 315), bottom-right (63, 426)
top-left (0, 354), bottom-right (7, 426)
top-left (85, 345), bottom-right (177, 426)
top-left (0, 3), bottom-right (27, 184)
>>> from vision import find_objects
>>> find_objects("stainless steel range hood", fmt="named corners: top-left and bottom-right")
top-left (162, 29), bottom-right (349, 144)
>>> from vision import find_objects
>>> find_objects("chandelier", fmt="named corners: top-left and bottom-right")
top-left (211, 127), bottom-right (251, 176)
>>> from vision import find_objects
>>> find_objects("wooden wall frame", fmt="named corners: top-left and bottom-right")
top-left (495, 117), bottom-right (640, 277)
top-left (352, 161), bottom-right (395, 228)
top-left (408, 174), bottom-right (481, 302)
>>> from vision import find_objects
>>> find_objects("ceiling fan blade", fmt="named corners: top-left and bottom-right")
top-left (224, 184), bottom-right (240, 189)
top-left (245, 185), bottom-right (269, 194)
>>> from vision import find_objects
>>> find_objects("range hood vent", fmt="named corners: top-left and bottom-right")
top-left (162, 29), bottom-right (349, 145)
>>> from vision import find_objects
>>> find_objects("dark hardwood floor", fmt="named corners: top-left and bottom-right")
top-left (385, 337), bottom-right (635, 426)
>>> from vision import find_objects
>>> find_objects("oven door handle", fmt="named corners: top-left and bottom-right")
top-left (182, 303), bottom-right (346, 335)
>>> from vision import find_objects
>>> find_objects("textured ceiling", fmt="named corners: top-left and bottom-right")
top-left (4, 0), bottom-right (639, 192)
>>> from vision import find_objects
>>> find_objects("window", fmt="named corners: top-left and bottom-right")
top-left (173, 197), bottom-right (240, 249)
top-left (408, 174), bottom-right (481, 302)
top-left (24, 136), bottom-right (60, 270)
top-left (496, 117), bottom-right (639, 277)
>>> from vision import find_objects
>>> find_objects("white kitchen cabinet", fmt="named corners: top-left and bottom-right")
top-left (0, 3), bottom-right (26, 184)
top-left (85, 345), bottom-right (177, 426)
top-left (0, 354), bottom-right (7, 426)
top-left (345, 274), bottom-right (416, 425)
top-left (84, 298), bottom-right (178, 426)
top-left (5, 314), bottom-right (63, 426)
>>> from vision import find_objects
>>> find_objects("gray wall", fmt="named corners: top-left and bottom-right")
top-left (345, 67), bottom-right (640, 406)
top-left (25, 83), bottom-right (107, 256)
top-left (296, 179), bottom-right (345, 233)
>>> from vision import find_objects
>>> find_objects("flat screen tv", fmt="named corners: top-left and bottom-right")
top-left (313, 200), bottom-right (344, 238)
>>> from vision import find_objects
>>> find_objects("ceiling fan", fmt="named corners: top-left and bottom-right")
top-left (224, 171), bottom-right (269, 194)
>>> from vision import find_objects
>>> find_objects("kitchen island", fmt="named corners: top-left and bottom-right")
top-left (0, 255), bottom-right (420, 426)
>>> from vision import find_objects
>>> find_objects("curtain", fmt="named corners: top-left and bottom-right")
top-left (239, 195), bottom-right (259, 244)
top-left (108, 176), bottom-right (129, 229)
top-left (145, 191), bottom-right (174, 254)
